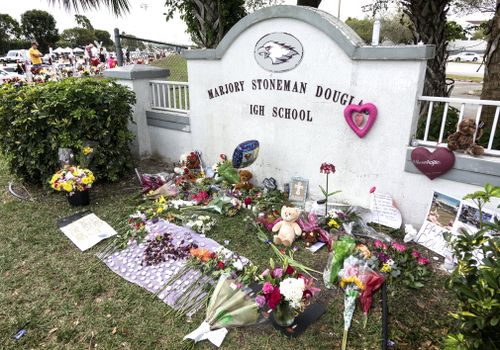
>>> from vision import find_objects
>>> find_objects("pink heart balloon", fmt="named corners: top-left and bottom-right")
top-left (411, 147), bottom-right (455, 180)
top-left (354, 113), bottom-right (365, 127)
top-left (344, 103), bottom-right (378, 138)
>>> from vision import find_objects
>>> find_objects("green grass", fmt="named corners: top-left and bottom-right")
top-left (446, 74), bottom-right (483, 83)
top-left (0, 156), bottom-right (456, 349)
top-left (150, 55), bottom-right (188, 82)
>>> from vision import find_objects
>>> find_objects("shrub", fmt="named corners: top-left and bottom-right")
top-left (416, 103), bottom-right (459, 142)
top-left (444, 184), bottom-right (500, 350)
top-left (0, 78), bottom-right (136, 184)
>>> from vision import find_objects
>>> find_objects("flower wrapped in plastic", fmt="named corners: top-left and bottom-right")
top-left (358, 266), bottom-right (385, 328)
top-left (338, 256), bottom-right (366, 350)
top-left (323, 235), bottom-right (356, 288)
top-left (184, 274), bottom-right (262, 347)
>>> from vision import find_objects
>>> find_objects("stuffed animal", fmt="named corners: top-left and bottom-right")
top-left (234, 170), bottom-right (253, 191)
top-left (272, 206), bottom-right (302, 247)
top-left (302, 230), bottom-right (319, 247)
top-left (447, 119), bottom-right (484, 156)
top-left (174, 152), bottom-right (201, 175)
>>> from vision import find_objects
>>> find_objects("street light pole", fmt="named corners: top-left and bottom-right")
top-left (337, 0), bottom-right (341, 18)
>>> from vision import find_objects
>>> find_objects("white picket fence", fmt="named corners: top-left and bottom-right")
top-left (417, 96), bottom-right (500, 156)
top-left (150, 80), bottom-right (189, 114)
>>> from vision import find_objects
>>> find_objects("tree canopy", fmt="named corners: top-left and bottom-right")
top-left (21, 10), bottom-right (59, 52)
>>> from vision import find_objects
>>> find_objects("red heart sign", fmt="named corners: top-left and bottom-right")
top-left (411, 147), bottom-right (455, 180)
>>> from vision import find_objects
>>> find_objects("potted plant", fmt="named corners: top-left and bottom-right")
top-left (49, 166), bottom-right (95, 206)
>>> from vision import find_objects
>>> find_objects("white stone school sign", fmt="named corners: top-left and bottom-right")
top-left (175, 5), bottom-right (485, 225)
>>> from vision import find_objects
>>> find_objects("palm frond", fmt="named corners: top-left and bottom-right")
top-left (47, 0), bottom-right (131, 16)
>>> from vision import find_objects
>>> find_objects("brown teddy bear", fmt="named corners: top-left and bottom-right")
top-left (234, 170), bottom-right (253, 191)
top-left (302, 230), bottom-right (319, 247)
top-left (447, 119), bottom-right (484, 156)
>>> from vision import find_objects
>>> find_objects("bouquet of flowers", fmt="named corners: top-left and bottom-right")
top-left (323, 235), bottom-right (356, 288)
top-left (257, 260), bottom-right (320, 326)
top-left (184, 274), bottom-right (262, 347)
top-left (157, 246), bottom-right (256, 317)
top-left (184, 214), bottom-right (217, 235)
top-left (370, 240), bottom-right (430, 288)
top-left (49, 166), bottom-right (95, 194)
top-left (325, 207), bottom-right (362, 234)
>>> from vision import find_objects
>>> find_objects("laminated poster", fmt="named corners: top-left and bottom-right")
top-left (58, 212), bottom-right (117, 251)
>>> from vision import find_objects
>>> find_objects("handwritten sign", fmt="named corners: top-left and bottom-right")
top-left (369, 192), bottom-right (402, 229)
top-left (59, 213), bottom-right (116, 251)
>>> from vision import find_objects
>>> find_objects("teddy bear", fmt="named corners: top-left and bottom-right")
top-left (272, 206), bottom-right (302, 247)
top-left (447, 119), bottom-right (484, 156)
top-left (174, 152), bottom-right (201, 175)
top-left (234, 170), bottom-right (253, 191)
top-left (302, 230), bottom-right (319, 247)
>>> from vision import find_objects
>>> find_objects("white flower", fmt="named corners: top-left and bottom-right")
top-left (232, 259), bottom-right (244, 271)
top-left (195, 220), bottom-right (203, 227)
top-left (387, 259), bottom-right (395, 267)
top-left (279, 278), bottom-right (305, 309)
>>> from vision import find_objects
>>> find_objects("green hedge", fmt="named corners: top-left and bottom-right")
top-left (0, 78), bottom-right (136, 184)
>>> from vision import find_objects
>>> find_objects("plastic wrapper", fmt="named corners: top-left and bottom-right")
top-left (58, 147), bottom-right (75, 167)
top-left (139, 172), bottom-right (174, 194)
top-left (216, 161), bottom-right (240, 184)
top-left (338, 255), bottom-right (366, 350)
top-left (358, 268), bottom-right (385, 327)
top-left (184, 274), bottom-right (262, 347)
top-left (323, 236), bottom-right (356, 288)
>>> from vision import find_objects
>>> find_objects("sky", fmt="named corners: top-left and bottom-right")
top-left (0, 0), bottom-right (489, 46)
top-left (0, 0), bottom-right (370, 45)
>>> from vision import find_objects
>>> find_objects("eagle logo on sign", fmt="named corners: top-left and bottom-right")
top-left (256, 41), bottom-right (299, 65)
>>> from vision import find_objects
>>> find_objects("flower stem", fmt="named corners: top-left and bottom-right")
top-left (325, 174), bottom-right (329, 217)
top-left (341, 329), bottom-right (348, 350)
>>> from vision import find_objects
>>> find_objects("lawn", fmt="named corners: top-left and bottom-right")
top-left (0, 155), bottom-right (456, 350)
top-left (150, 55), bottom-right (188, 82)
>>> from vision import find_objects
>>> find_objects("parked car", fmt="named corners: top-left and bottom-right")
top-left (0, 69), bottom-right (24, 83)
top-left (0, 50), bottom-right (25, 64)
top-left (448, 52), bottom-right (481, 62)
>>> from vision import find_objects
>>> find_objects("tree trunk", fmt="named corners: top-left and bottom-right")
top-left (479, 0), bottom-right (500, 148)
top-left (402, 0), bottom-right (450, 97)
top-left (296, 0), bottom-right (322, 7)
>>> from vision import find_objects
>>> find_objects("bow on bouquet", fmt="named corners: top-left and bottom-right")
top-left (184, 274), bottom-right (262, 348)
top-left (297, 212), bottom-right (333, 251)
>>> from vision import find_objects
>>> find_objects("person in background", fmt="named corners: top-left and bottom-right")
top-left (108, 55), bottom-right (117, 68)
top-left (99, 47), bottom-right (106, 63)
top-left (15, 60), bottom-right (25, 74)
top-left (29, 42), bottom-right (43, 67)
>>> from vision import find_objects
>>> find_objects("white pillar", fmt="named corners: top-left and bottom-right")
top-left (371, 19), bottom-right (381, 46)
top-left (104, 64), bottom-right (169, 159)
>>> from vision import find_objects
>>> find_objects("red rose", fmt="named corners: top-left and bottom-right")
top-left (216, 261), bottom-right (225, 269)
top-left (210, 252), bottom-right (217, 259)
top-left (303, 289), bottom-right (313, 299)
top-left (244, 197), bottom-right (252, 206)
top-left (285, 265), bottom-right (295, 275)
top-left (267, 287), bottom-right (282, 310)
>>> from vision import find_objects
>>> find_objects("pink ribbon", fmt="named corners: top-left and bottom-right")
top-left (297, 212), bottom-right (332, 251)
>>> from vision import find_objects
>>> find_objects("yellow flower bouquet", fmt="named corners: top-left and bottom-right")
top-left (49, 166), bottom-right (95, 206)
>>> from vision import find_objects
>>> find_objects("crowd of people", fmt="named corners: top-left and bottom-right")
top-left (1, 41), bottom-right (179, 85)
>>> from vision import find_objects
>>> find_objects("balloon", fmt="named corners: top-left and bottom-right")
top-left (232, 140), bottom-right (260, 168)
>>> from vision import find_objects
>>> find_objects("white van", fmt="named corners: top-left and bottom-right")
top-left (0, 50), bottom-right (26, 64)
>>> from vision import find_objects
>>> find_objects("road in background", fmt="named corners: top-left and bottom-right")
top-left (446, 62), bottom-right (484, 78)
